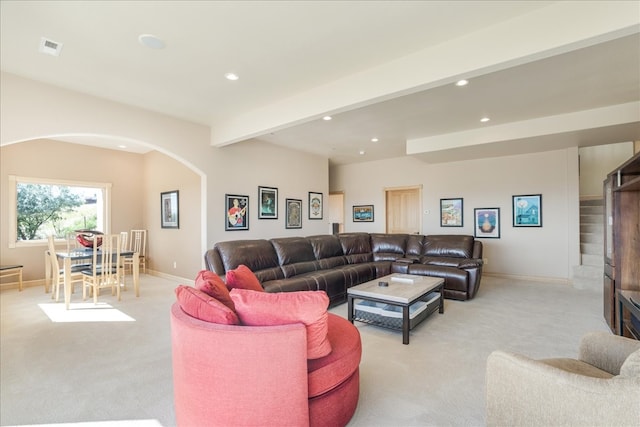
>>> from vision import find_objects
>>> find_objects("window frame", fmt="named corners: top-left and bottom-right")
top-left (8, 175), bottom-right (112, 248)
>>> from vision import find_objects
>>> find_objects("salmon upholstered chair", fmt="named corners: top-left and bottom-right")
top-left (170, 280), bottom-right (361, 427)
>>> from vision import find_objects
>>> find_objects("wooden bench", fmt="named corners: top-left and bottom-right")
top-left (0, 265), bottom-right (24, 291)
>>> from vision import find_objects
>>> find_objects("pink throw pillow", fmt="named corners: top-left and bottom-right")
top-left (230, 289), bottom-right (331, 359)
top-left (225, 265), bottom-right (264, 292)
top-left (195, 270), bottom-right (235, 311)
top-left (175, 285), bottom-right (239, 325)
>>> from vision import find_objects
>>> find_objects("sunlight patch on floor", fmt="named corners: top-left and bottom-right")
top-left (15, 420), bottom-right (162, 427)
top-left (38, 302), bottom-right (136, 322)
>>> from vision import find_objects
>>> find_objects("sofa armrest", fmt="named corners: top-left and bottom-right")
top-left (486, 350), bottom-right (640, 427)
top-left (579, 331), bottom-right (640, 375)
top-left (458, 258), bottom-right (483, 269)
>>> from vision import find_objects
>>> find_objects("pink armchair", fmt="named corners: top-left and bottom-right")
top-left (170, 303), bottom-right (361, 427)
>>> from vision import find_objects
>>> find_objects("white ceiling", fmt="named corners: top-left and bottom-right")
top-left (1, 1), bottom-right (639, 165)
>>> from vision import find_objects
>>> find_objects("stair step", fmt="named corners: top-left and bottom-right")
top-left (572, 276), bottom-right (601, 291)
top-left (573, 264), bottom-right (603, 279)
top-left (580, 206), bottom-right (604, 215)
top-left (580, 233), bottom-right (603, 244)
top-left (580, 199), bottom-right (604, 207)
top-left (580, 223), bottom-right (604, 234)
top-left (581, 242), bottom-right (604, 256)
top-left (581, 214), bottom-right (603, 224)
top-left (581, 253), bottom-right (602, 267)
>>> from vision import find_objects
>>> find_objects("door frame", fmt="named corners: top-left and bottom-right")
top-left (384, 185), bottom-right (423, 234)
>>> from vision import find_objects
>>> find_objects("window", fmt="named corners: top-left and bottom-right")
top-left (8, 176), bottom-right (112, 248)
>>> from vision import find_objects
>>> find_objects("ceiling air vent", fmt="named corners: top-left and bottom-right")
top-left (39, 37), bottom-right (63, 56)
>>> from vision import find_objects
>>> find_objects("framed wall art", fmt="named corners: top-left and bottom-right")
top-left (308, 191), bottom-right (323, 220)
top-left (353, 205), bottom-right (374, 222)
top-left (161, 190), bottom-right (179, 229)
top-left (474, 207), bottom-right (500, 238)
top-left (440, 198), bottom-right (463, 227)
top-left (225, 194), bottom-right (249, 231)
top-left (513, 194), bottom-right (542, 227)
top-left (258, 186), bottom-right (278, 219)
top-left (285, 198), bottom-right (302, 229)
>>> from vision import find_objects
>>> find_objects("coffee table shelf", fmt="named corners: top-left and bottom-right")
top-left (347, 274), bottom-right (444, 344)
top-left (353, 291), bottom-right (441, 331)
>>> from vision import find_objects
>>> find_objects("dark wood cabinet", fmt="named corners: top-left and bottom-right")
top-left (604, 151), bottom-right (640, 337)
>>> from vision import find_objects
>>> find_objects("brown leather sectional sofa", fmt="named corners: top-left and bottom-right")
top-left (204, 233), bottom-right (483, 305)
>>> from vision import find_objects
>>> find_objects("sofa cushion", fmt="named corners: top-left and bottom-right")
top-left (423, 235), bottom-right (474, 258)
top-left (338, 233), bottom-right (372, 255)
top-left (194, 270), bottom-right (235, 311)
top-left (371, 233), bottom-right (407, 261)
top-left (316, 256), bottom-right (348, 270)
top-left (307, 234), bottom-right (344, 259)
top-left (405, 234), bottom-right (425, 257)
top-left (271, 237), bottom-right (317, 265)
top-left (230, 289), bottom-right (332, 359)
top-left (215, 239), bottom-right (280, 273)
top-left (262, 276), bottom-right (319, 294)
top-left (175, 285), bottom-right (239, 325)
top-left (307, 313), bottom-right (362, 398)
top-left (226, 265), bottom-right (264, 292)
top-left (271, 237), bottom-right (319, 278)
top-left (620, 349), bottom-right (640, 378)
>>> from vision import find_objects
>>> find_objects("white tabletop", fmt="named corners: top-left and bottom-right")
top-left (347, 273), bottom-right (443, 304)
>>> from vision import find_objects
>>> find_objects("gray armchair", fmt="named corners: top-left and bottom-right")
top-left (486, 331), bottom-right (640, 427)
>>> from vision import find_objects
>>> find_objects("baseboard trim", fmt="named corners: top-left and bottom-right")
top-left (483, 272), bottom-right (569, 285)
top-left (146, 269), bottom-right (193, 285)
top-left (0, 279), bottom-right (45, 292)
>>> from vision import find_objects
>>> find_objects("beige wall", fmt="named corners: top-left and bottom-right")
top-left (1, 73), bottom-right (330, 287)
top-left (578, 142), bottom-right (634, 198)
top-left (0, 139), bottom-right (144, 282)
top-left (331, 148), bottom-right (581, 281)
top-left (143, 151), bottom-right (201, 279)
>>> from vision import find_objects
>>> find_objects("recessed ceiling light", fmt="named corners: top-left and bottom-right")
top-left (480, 117), bottom-right (490, 122)
top-left (371, 138), bottom-right (379, 142)
top-left (138, 34), bottom-right (165, 49)
top-left (224, 72), bottom-right (239, 81)
top-left (118, 145), bottom-right (127, 149)
top-left (456, 79), bottom-right (468, 87)
top-left (323, 116), bottom-right (332, 121)
top-left (359, 150), bottom-right (366, 155)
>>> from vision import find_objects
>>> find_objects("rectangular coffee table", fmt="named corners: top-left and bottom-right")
top-left (347, 274), bottom-right (444, 344)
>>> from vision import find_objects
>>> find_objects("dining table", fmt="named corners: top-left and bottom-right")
top-left (55, 248), bottom-right (140, 310)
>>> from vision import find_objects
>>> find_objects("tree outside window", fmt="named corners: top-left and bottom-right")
top-left (9, 176), bottom-right (108, 245)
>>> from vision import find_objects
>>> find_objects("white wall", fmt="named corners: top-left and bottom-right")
top-left (331, 149), bottom-right (581, 281)
top-left (579, 142), bottom-right (634, 197)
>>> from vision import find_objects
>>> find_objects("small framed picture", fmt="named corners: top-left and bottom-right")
top-left (285, 198), bottom-right (302, 229)
top-left (513, 194), bottom-right (542, 227)
top-left (353, 205), bottom-right (374, 222)
top-left (225, 194), bottom-right (249, 231)
top-left (474, 208), bottom-right (500, 238)
top-left (258, 186), bottom-right (278, 219)
top-left (440, 198), bottom-right (463, 227)
top-left (161, 190), bottom-right (179, 229)
top-left (308, 192), bottom-right (323, 220)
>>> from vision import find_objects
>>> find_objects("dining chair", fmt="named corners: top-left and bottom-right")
top-left (82, 233), bottom-right (122, 304)
top-left (124, 229), bottom-right (147, 274)
top-left (119, 231), bottom-right (129, 290)
top-left (47, 235), bottom-right (84, 302)
top-left (65, 231), bottom-right (92, 270)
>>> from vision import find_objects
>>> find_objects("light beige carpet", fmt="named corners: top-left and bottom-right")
top-left (0, 274), bottom-right (608, 426)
